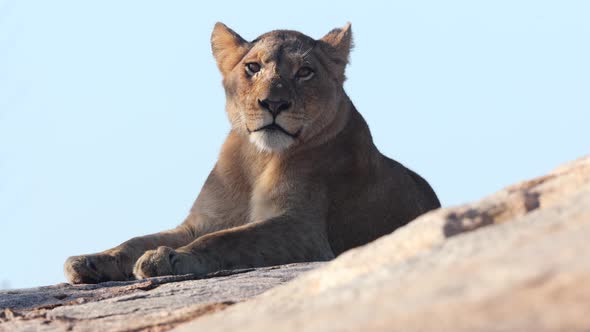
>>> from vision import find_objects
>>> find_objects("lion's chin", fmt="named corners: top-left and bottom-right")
top-left (249, 130), bottom-right (295, 153)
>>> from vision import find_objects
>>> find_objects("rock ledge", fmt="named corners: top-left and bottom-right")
top-left (1, 156), bottom-right (589, 332)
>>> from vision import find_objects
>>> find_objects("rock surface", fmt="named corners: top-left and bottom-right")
top-left (0, 264), bottom-right (322, 331)
top-left (1, 156), bottom-right (589, 332)
top-left (176, 155), bottom-right (590, 332)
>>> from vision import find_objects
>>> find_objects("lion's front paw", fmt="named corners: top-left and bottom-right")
top-left (64, 253), bottom-right (132, 284)
top-left (133, 246), bottom-right (176, 279)
top-left (133, 246), bottom-right (206, 279)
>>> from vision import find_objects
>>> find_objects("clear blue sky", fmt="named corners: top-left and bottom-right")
top-left (1, 0), bottom-right (588, 289)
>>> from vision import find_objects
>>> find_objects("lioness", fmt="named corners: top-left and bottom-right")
top-left (64, 23), bottom-right (440, 284)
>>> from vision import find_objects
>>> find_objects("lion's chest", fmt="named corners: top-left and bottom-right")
top-left (248, 159), bottom-right (288, 223)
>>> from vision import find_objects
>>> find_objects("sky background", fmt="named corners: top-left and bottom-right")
top-left (1, 0), bottom-right (588, 289)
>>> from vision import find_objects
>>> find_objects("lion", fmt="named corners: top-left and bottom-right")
top-left (64, 23), bottom-right (440, 284)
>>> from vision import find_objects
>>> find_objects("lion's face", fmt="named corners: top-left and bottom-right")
top-left (211, 23), bottom-right (352, 152)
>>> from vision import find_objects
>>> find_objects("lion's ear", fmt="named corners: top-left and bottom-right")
top-left (211, 22), bottom-right (249, 76)
top-left (319, 23), bottom-right (353, 66)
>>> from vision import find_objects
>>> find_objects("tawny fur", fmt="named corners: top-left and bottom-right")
top-left (64, 23), bottom-right (440, 284)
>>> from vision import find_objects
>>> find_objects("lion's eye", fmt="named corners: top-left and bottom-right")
top-left (245, 62), bottom-right (261, 75)
top-left (296, 67), bottom-right (314, 80)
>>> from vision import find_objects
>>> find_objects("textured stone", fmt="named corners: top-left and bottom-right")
top-left (175, 155), bottom-right (590, 332)
top-left (0, 263), bottom-right (322, 332)
top-left (2, 156), bottom-right (589, 332)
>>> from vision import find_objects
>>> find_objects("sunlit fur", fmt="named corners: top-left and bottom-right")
top-left (249, 130), bottom-right (295, 152)
top-left (63, 23), bottom-right (441, 285)
top-left (216, 26), bottom-right (349, 152)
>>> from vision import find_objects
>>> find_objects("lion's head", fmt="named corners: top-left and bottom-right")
top-left (211, 23), bottom-right (352, 152)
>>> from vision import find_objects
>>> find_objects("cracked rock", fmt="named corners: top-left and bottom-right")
top-left (2, 156), bottom-right (589, 332)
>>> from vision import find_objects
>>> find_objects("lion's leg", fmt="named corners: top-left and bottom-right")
top-left (133, 217), bottom-right (334, 278)
top-left (64, 225), bottom-right (194, 284)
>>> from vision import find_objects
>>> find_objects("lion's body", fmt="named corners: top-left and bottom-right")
top-left (64, 24), bottom-right (440, 284)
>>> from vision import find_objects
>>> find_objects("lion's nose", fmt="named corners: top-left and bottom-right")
top-left (258, 99), bottom-right (291, 117)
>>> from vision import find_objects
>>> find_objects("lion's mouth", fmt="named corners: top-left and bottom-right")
top-left (251, 123), bottom-right (301, 138)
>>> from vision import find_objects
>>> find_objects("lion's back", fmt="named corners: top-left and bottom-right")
top-left (324, 127), bottom-right (440, 255)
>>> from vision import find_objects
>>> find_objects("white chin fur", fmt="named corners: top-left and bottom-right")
top-left (249, 131), bottom-right (295, 153)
